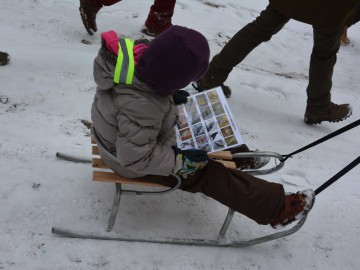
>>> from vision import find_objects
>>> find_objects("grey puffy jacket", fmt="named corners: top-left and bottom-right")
top-left (91, 48), bottom-right (178, 178)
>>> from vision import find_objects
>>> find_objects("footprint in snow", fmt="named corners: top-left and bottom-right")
top-left (280, 172), bottom-right (310, 188)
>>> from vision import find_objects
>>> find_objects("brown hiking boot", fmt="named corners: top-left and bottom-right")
top-left (270, 189), bottom-right (315, 229)
top-left (304, 102), bottom-right (352, 124)
top-left (0, 51), bottom-right (10, 66)
top-left (79, 0), bottom-right (102, 35)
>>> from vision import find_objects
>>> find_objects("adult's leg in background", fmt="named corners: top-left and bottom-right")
top-left (304, 26), bottom-right (352, 124)
top-left (199, 5), bottom-right (290, 89)
top-left (306, 26), bottom-right (343, 108)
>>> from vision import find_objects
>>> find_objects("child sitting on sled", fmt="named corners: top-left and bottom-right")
top-left (91, 25), bottom-right (315, 228)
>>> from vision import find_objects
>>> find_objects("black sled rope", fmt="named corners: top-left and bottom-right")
top-left (281, 119), bottom-right (360, 162)
top-left (280, 119), bottom-right (360, 195)
top-left (314, 156), bottom-right (360, 195)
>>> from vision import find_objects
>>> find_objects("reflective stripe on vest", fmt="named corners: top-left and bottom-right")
top-left (114, 38), bottom-right (135, 84)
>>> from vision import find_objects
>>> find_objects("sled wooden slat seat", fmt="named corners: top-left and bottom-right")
top-left (92, 157), bottom-right (108, 169)
top-left (93, 170), bottom-right (167, 188)
top-left (92, 145), bottom-right (100, 156)
top-left (91, 135), bottom-right (237, 234)
top-left (207, 150), bottom-right (233, 160)
top-left (92, 158), bottom-right (165, 187)
top-left (212, 159), bottom-right (236, 169)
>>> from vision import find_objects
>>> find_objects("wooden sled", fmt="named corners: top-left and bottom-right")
top-left (52, 133), bottom-right (310, 247)
top-left (90, 135), bottom-right (238, 235)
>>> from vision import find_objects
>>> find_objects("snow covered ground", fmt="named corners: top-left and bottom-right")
top-left (0, 0), bottom-right (359, 269)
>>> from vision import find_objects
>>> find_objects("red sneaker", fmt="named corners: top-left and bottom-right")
top-left (270, 189), bottom-right (315, 229)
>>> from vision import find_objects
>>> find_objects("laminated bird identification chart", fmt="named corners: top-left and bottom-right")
top-left (175, 86), bottom-right (244, 153)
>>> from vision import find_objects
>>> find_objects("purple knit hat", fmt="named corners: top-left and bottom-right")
top-left (136, 26), bottom-right (210, 95)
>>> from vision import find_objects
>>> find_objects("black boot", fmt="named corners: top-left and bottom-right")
top-left (0, 51), bottom-right (10, 66)
top-left (79, 0), bottom-right (102, 35)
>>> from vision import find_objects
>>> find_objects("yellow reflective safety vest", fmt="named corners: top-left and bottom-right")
top-left (114, 38), bottom-right (135, 85)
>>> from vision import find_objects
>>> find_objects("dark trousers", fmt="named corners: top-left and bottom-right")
top-left (208, 5), bottom-right (343, 108)
top-left (145, 159), bottom-right (284, 225)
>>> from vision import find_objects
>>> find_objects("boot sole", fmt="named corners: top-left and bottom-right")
top-left (79, 6), bottom-right (95, 35)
